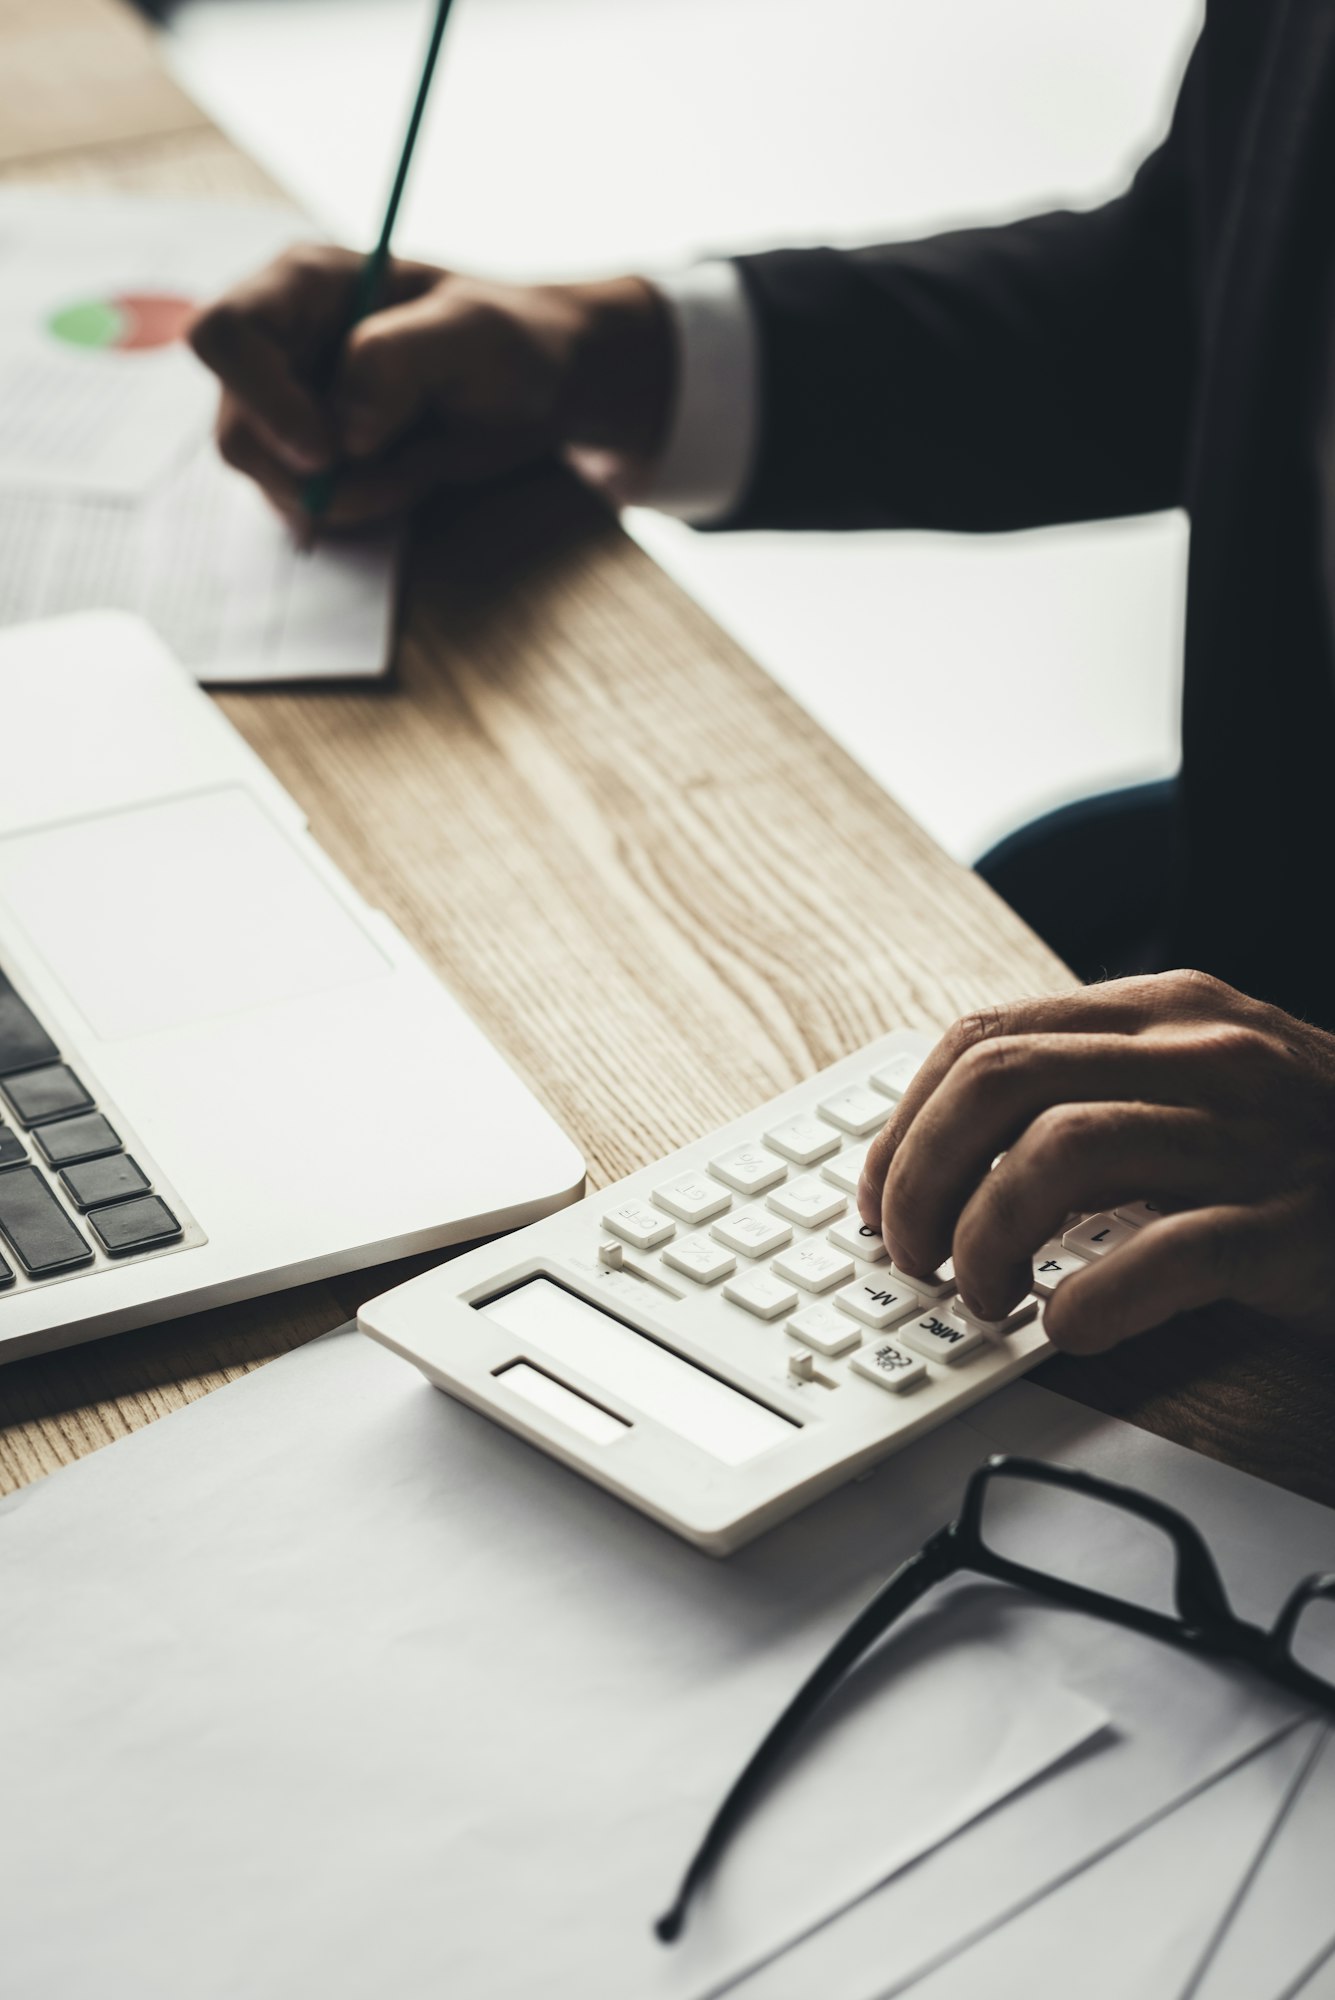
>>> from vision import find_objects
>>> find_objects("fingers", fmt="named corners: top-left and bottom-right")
top-left (215, 397), bottom-right (306, 519)
top-left (191, 283), bottom-right (338, 475)
top-left (190, 245), bottom-right (444, 476)
top-left (864, 1031), bottom-right (1212, 1276)
top-left (336, 291), bottom-right (462, 458)
top-left (1040, 1205), bottom-right (1263, 1353)
top-left (858, 973), bottom-right (1261, 1239)
top-left (949, 1104), bottom-right (1265, 1322)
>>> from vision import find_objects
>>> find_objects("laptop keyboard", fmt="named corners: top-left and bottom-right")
top-left (0, 964), bottom-right (194, 1290)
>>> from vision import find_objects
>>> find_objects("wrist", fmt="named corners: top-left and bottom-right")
top-left (553, 277), bottom-right (676, 464)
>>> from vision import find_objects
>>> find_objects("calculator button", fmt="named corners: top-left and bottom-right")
top-left (724, 1268), bottom-right (800, 1320)
top-left (766, 1176), bottom-right (846, 1228)
top-left (788, 1303), bottom-right (863, 1356)
top-left (890, 1258), bottom-right (954, 1297)
top-left (89, 1195), bottom-right (182, 1257)
top-left (1114, 1200), bottom-right (1168, 1228)
top-left (1063, 1214), bottom-right (1135, 1259)
top-left (899, 1308), bottom-right (987, 1364)
top-left (953, 1294), bottom-right (1039, 1338)
top-left (821, 1147), bottom-right (869, 1193)
top-left (1032, 1243), bottom-right (1089, 1295)
top-left (661, 1235), bottom-right (736, 1285)
top-left (817, 1086), bottom-right (888, 1137)
top-left (827, 1216), bottom-right (888, 1263)
top-left (709, 1145), bottom-right (787, 1195)
top-left (870, 1052), bottom-right (921, 1099)
top-left (601, 1199), bottom-right (675, 1250)
top-left (763, 1116), bottom-right (842, 1166)
top-left (834, 1277), bottom-right (922, 1330)
top-left (850, 1340), bottom-right (928, 1392)
top-left (772, 1242), bottom-right (856, 1294)
top-left (711, 1207), bottom-right (792, 1259)
top-left (3, 1063), bottom-right (93, 1127)
top-left (652, 1173), bottom-right (731, 1224)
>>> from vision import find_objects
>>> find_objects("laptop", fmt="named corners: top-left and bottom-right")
top-left (0, 611), bottom-right (585, 1362)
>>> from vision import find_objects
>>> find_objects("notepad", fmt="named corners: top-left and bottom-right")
top-left (0, 445), bottom-right (397, 683)
top-left (0, 191), bottom-right (399, 683)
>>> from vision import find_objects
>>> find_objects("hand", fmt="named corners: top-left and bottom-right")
top-left (187, 244), bottom-right (674, 531)
top-left (858, 970), bottom-right (1335, 1353)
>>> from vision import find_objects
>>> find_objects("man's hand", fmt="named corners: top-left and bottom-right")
top-left (187, 245), bottom-right (674, 532)
top-left (858, 971), bottom-right (1335, 1353)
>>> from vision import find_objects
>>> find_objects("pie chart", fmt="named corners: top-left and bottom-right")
top-left (46, 291), bottom-right (195, 353)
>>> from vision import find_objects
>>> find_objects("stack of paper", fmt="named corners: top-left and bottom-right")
top-left (0, 1328), bottom-right (1330, 1998)
top-left (0, 191), bottom-right (397, 683)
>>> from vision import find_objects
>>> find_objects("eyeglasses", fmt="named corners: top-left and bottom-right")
top-left (655, 1453), bottom-right (1335, 1944)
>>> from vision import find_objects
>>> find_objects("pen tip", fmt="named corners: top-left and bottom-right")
top-left (654, 1907), bottom-right (683, 1945)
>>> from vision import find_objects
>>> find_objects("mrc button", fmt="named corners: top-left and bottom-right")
top-left (899, 1308), bottom-right (987, 1364)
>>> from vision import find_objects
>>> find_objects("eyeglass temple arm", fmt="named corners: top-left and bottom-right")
top-left (654, 1530), bottom-right (957, 1945)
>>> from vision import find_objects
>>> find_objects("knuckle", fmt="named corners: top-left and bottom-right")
top-left (283, 240), bottom-right (338, 280)
top-left (953, 1033), bottom-right (1032, 1096)
top-left (1025, 1102), bottom-right (1101, 1173)
top-left (1160, 966), bottom-right (1232, 1011)
top-left (188, 298), bottom-right (235, 361)
top-left (944, 1006), bottom-right (1011, 1064)
top-left (215, 414), bottom-right (248, 470)
top-left (1197, 1021), bottom-right (1270, 1063)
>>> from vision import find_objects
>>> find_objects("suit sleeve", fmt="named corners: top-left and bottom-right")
top-left (724, 58), bottom-right (1199, 532)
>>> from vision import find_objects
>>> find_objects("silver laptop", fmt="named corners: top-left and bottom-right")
top-left (0, 611), bottom-right (584, 1362)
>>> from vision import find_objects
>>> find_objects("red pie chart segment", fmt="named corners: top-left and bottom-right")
top-left (47, 292), bottom-right (196, 353)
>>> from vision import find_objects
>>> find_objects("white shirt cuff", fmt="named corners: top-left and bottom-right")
top-left (638, 261), bottom-right (759, 525)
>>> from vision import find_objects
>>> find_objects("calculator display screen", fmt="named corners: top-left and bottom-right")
top-left (479, 1278), bottom-right (797, 1465)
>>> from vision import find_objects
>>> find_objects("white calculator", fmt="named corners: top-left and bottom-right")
top-left (360, 1030), bottom-right (1075, 1554)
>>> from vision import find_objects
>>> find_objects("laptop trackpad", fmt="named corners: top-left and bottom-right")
top-left (0, 789), bottom-right (390, 1041)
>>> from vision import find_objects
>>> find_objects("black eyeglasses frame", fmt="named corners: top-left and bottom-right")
top-left (656, 1452), bottom-right (1335, 1944)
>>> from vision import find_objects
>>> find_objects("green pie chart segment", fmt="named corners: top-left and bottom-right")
top-left (48, 298), bottom-right (129, 350)
top-left (45, 294), bottom-right (195, 352)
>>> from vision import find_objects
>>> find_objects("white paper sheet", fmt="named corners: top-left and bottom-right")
top-left (730, 1386), bottom-right (1333, 2000)
top-left (0, 192), bottom-right (302, 500)
top-left (0, 192), bottom-right (399, 682)
top-left (1191, 1725), bottom-right (1335, 2000)
top-left (896, 1724), bottom-right (1318, 2000)
top-left (0, 447), bottom-right (397, 684)
top-left (0, 1328), bottom-right (1103, 2000)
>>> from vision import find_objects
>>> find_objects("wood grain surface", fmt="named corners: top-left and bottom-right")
top-left (1, 0), bottom-right (1330, 1516)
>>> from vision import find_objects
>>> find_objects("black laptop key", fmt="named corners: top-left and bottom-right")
top-left (89, 1195), bottom-right (181, 1257)
top-left (0, 1247), bottom-right (11, 1288)
top-left (0, 1167), bottom-right (93, 1275)
top-left (3, 1063), bottom-right (93, 1127)
top-left (35, 1113), bottom-right (121, 1167)
top-left (0, 969), bottom-right (59, 1077)
top-left (60, 1154), bottom-right (151, 1212)
top-left (0, 1126), bottom-right (26, 1170)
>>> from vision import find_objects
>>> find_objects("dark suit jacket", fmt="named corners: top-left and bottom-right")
top-left (730, 1), bottom-right (1335, 1027)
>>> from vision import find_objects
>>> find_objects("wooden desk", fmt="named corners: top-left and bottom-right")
top-left (2, 0), bottom-right (1330, 1510)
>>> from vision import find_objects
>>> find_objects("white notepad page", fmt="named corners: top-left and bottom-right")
top-left (0, 192), bottom-right (398, 683)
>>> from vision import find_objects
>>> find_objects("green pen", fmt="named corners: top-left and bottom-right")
top-left (301, 0), bottom-right (458, 524)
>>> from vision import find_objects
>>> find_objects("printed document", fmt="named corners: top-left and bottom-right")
top-left (0, 191), bottom-right (399, 681)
